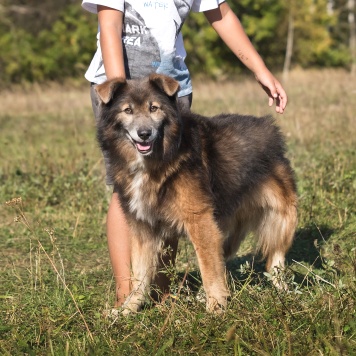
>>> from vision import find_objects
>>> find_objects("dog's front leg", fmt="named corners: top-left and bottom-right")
top-left (185, 212), bottom-right (230, 313)
top-left (122, 232), bottom-right (159, 315)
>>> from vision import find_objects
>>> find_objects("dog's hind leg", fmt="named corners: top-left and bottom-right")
top-left (122, 233), bottom-right (160, 315)
top-left (257, 208), bottom-right (296, 267)
top-left (255, 172), bottom-right (298, 289)
top-left (185, 211), bottom-right (230, 313)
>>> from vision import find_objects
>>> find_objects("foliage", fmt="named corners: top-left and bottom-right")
top-left (0, 1), bottom-right (354, 82)
top-left (0, 69), bottom-right (355, 354)
top-left (290, 0), bottom-right (351, 67)
top-left (182, 1), bottom-right (286, 76)
top-left (0, 4), bottom-right (97, 85)
top-left (230, 0), bottom-right (287, 68)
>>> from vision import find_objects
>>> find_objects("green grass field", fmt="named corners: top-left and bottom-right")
top-left (1, 69), bottom-right (355, 355)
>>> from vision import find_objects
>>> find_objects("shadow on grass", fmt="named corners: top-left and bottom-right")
top-left (287, 223), bottom-right (334, 268)
top-left (178, 223), bottom-right (334, 291)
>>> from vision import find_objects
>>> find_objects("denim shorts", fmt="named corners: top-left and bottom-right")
top-left (90, 84), bottom-right (192, 185)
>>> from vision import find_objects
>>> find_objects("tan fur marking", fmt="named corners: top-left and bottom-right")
top-left (95, 77), bottom-right (126, 104)
top-left (149, 73), bottom-right (180, 97)
top-left (185, 210), bottom-right (230, 311)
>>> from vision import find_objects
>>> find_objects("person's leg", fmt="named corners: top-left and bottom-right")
top-left (90, 84), bottom-right (132, 307)
top-left (107, 190), bottom-right (131, 307)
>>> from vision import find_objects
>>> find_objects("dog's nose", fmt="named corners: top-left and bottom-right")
top-left (137, 128), bottom-right (152, 141)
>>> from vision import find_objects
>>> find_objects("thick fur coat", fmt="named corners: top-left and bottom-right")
top-left (95, 74), bottom-right (297, 313)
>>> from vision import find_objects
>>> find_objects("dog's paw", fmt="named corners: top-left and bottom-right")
top-left (102, 308), bottom-right (120, 319)
top-left (121, 294), bottom-right (145, 315)
top-left (121, 306), bottom-right (136, 316)
top-left (272, 276), bottom-right (289, 291)
top-left (102, 306), bottom-right (139, 318)
top-left (206, 295), bottom-right (229, 314)
top-left (268, 268), bottom-right (289, 291)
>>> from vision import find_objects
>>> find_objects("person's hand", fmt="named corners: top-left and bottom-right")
top-left (254, 69), bottom-right (287, 114)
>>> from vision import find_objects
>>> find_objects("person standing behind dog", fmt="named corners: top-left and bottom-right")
top-left (82, 0), bottom-right (288, 309)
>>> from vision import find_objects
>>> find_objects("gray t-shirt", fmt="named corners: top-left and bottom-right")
top-left (82, 0), bottom-right (224, 97)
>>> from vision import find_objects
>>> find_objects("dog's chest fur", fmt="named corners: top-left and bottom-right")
top-left (125, 157), bottom-right (161, 226)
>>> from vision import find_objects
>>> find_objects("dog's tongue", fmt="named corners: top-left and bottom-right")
top-left (136, 142), bottom-right (151, 151)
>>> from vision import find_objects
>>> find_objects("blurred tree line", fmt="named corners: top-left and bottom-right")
top-left (0, 0), bottom-right (354, 86)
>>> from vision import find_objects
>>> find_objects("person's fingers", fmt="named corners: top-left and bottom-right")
top-left (267, 85), bottom-right (280, 111)
top-left (273, 83), bottom-right (288, 114)
top-left (275, 96), bottom-right (283, 114)
top-left (268, 96), bottom-right (274, 107)
top-left (276, 82), bottom-right (288, 109)
top-left (256, 73), bottom-right (288, 114)
top-left (260, 81), bottom-right (275, 107)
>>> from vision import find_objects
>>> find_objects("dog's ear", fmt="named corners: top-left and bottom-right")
top-left (94, 77), bottom-right (127, 104)
top-left (148, 74), bottom-right (180, 97)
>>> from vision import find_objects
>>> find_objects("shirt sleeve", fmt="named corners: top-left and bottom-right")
top-left (81, 0), bottom-right (124, 14)
top-left (191, 0), bottom-right (225, 13)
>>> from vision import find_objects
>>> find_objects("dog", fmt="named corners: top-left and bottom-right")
top-left (94, 73), bottom-right (297, 314)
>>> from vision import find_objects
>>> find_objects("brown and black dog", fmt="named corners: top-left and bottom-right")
top-left (95, 74), bottom-right (297, 314)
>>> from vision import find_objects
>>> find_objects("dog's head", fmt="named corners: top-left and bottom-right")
top-left (95, 74), bottom-right (181, 161)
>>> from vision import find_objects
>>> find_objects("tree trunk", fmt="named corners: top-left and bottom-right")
top-left (349, 0), bottom-right (356, 74)
top-left (283, 10), bottom-right (294, 82)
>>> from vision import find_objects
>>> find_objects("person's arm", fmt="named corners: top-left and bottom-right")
top-left (97, 5), bottom-right (126, 79)
top-left (204, 2), bottom-right (287, 114)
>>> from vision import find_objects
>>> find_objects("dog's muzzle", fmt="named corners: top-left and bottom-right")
top-left (127, 127), bottom-right (157, 156)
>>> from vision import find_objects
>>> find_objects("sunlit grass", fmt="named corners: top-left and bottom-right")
top-left (0, 69), bottom-right (355, 354)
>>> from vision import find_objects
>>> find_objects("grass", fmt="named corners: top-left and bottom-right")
top-left (0, 69), bottom-right (355, 354)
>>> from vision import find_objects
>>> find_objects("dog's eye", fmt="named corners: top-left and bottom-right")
top-left (150, 105), bottom-right (158, 113)
top-left (124, 107), bottom-right (132, 114)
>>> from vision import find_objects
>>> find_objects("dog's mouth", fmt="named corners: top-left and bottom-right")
top-left (126, 131), bottom-right (156, 156)
top-left (134, 140), bottom-right (154, 155)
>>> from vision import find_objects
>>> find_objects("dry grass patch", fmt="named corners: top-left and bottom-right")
top-left (0, 69), bottom-right (355, 354)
